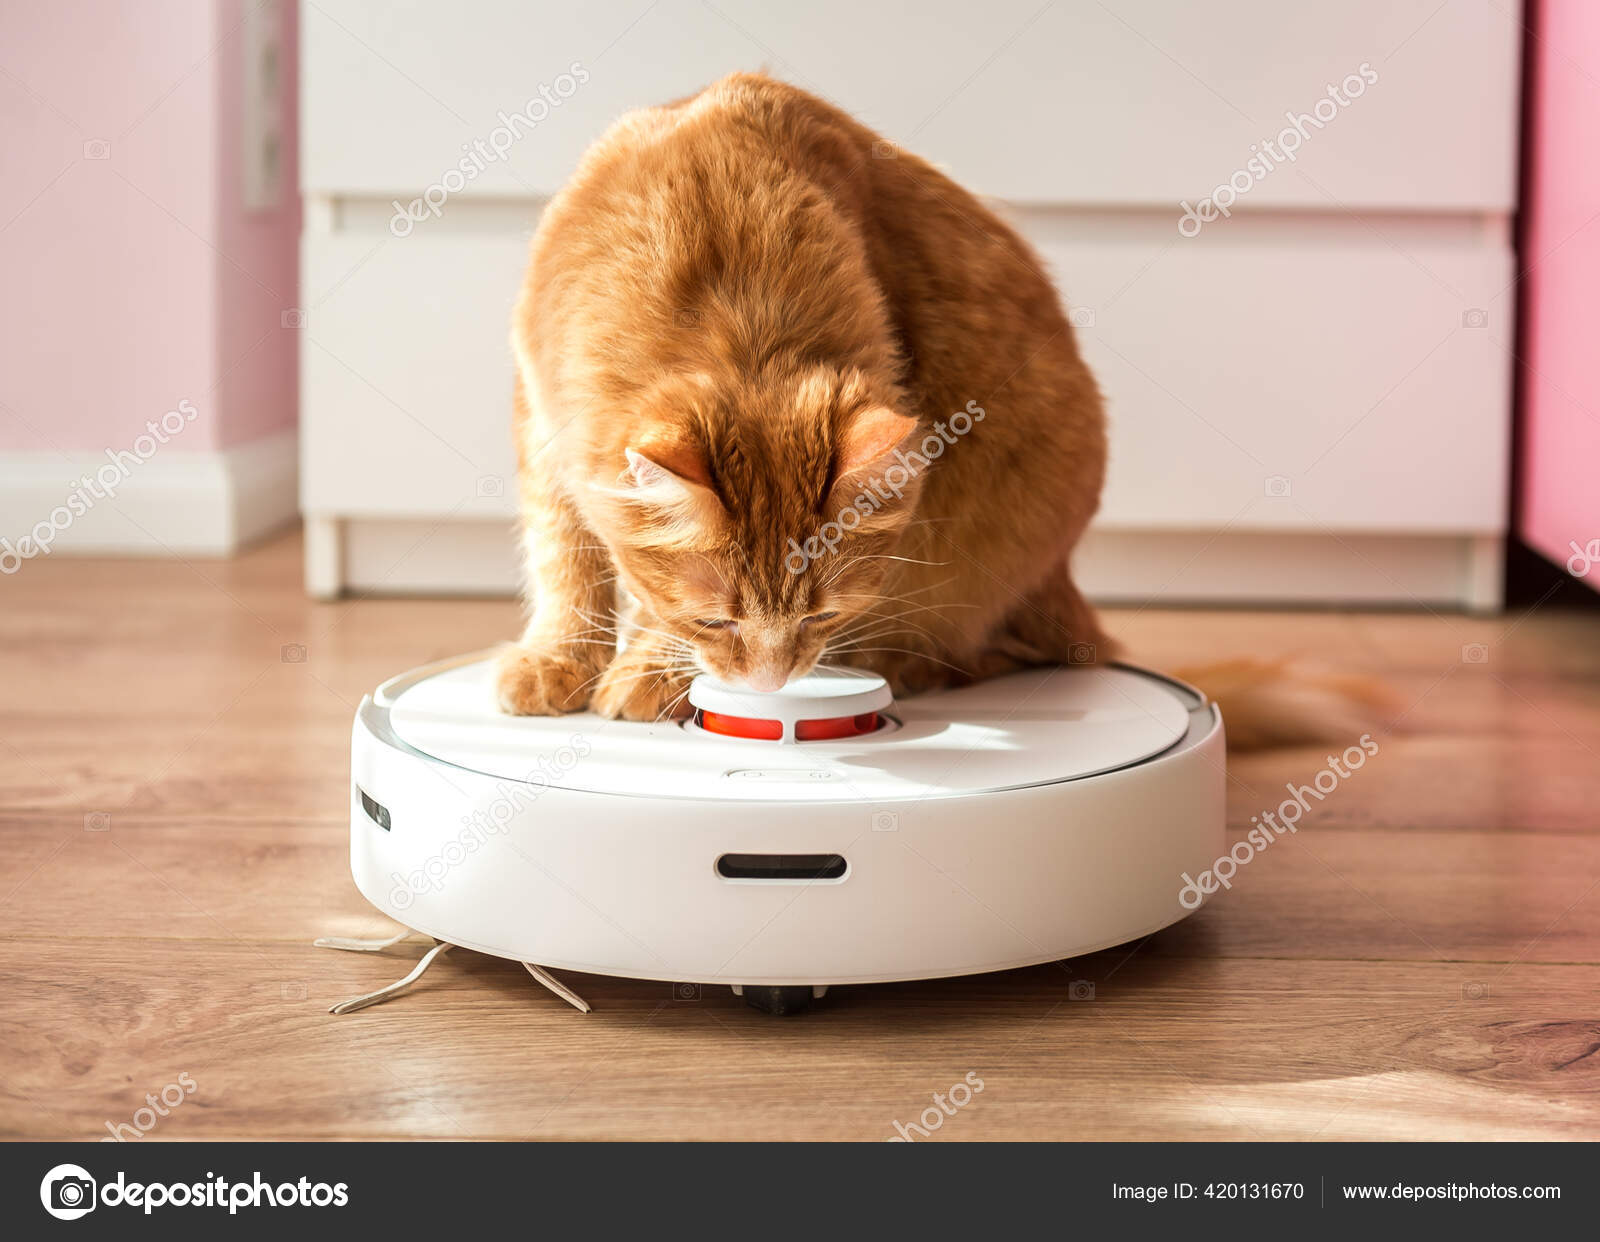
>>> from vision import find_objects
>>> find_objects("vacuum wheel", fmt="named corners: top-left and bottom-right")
top-left (738, 984), bottom-right (818, 1016)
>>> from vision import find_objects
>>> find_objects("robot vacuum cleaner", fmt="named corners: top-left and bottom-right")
top-left (320, 653), bottom-right (1224, 1015)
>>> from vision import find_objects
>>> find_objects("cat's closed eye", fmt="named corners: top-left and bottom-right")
top-left (695, 618), bottom-right (737, 632)
top-left (802, 612), bottom-right (839, 626)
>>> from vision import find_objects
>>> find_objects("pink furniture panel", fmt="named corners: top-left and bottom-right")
top-left (1520, 0), bottom-right (1600, 588)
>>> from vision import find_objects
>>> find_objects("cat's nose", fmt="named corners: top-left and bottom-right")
top-left (745, 662), bottom-right (794, 693)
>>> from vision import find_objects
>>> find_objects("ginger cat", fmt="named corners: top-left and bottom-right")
top-left (497, 72), bottom-right (1112, 722)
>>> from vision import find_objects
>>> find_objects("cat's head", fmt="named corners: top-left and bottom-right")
top-left (587, 367), bottom-right (924, 691)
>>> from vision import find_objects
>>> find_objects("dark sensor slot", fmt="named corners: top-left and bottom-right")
top-left (357, 787), bottom-right (392, 831)
top-left (716, 853), bottom-right (847, 881)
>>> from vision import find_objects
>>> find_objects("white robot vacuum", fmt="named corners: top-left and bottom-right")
top-left (321, 653), bottom-right (1224, 1015)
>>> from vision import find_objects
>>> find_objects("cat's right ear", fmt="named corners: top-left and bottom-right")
top-left (592, 440), bottom-right (723, 545)
top-left (623, 442), bottom-right (711, 490)
top-left (835, 408), bottom-right (918, 480)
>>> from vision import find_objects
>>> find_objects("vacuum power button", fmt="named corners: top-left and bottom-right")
top-left (723, 768), bottom-right (838, 783)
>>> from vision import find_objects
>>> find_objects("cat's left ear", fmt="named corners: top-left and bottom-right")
top-left (836, 408), bottom-right (918, 479)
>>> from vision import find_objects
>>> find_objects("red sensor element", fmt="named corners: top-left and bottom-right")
top-left (700, 711), bottom-right (782, 740)
top-left (701, 710), bottom-right (879, 741)
top-left (688, 668), bottom-right (892, 743)
top-left (796, 712), bottom-right (880, 741)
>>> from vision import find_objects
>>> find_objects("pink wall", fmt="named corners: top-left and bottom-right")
top-left (216, 0), bottom-right (300, 448)
top-left (1520, 0), bottom-right (1600, 585)
top-left (0, 0), bottom-right (297, 454)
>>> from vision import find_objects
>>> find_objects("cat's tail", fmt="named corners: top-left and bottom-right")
top-left (1171, 658), bottom-right (1402, 751)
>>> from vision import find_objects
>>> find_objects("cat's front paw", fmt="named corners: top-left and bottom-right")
top-left (495, 642), bottom-right (605, 715)
top-left (589, 656), bottom-right (694, 722)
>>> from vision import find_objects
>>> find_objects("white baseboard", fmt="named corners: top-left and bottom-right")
top-left (302, 516), bottom-right (1504, 611)
top-left (0, 430), bottom-right (299, 560)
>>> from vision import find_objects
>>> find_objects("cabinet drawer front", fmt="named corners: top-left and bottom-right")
top-left (304, 0), bottom-right (1520, 209)
top-left (301, 231), bottom-right (524, 515)
top-left (303, 222), bottom-right (1510, 533)
top-left (1040, 231), bottom-right (1513, 531)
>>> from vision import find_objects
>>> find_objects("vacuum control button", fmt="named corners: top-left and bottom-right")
top-left (723, 768), bottom-right (838, 783)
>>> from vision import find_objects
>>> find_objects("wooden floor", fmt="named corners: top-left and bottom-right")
top-left (3, 529), bottom-right (1598, 1141)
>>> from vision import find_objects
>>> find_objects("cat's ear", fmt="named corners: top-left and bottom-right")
top-left (836, 408), bottom-right (918, 479)
top-left (594, 437), bottom-right (722, 546)
top-left (623, 443), bottom-right (714, 494)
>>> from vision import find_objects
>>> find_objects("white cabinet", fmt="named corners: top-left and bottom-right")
top-left (301, 0), bottom-right (1522, 607)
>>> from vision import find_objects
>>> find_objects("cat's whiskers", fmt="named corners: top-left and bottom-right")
top-left (830, 592), bottom-right (979, 621)
top-left (830, 552), bottom-right (949, 569)
top-left (548, 619), bottom-right (627, 642)
top-left (825, 609), bottom-right (959, 653)
top-left (833, 609), bottom-right (942, 646)
top-left (830, 632), bottom-right (939, 660)
top-left (829, 614), bottom-right (930, 642)
top-left (655, 681), bottom-right (696, 722)
top-left (604, 615), bottom-right (700, 660)
top-left (831, 575), bottom-right (956, 601)
top-left (828, 633), bottom-right (924, 656)
top-left (840, 590), bottom-right (972, 621)
top-left (577, 659), bottom-right (699, 697)
top-left (567, 606), bottom-right (624, 638)
top-left (826, 644), bottom-right (969, 676)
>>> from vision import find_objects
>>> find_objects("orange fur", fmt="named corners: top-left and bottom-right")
top-left (495, 73), bottom-right (1397, 745)
top-left (497, 72), bottom-right (1112, 721)
top-left (1174, 659), bottom-right (1403, 751)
